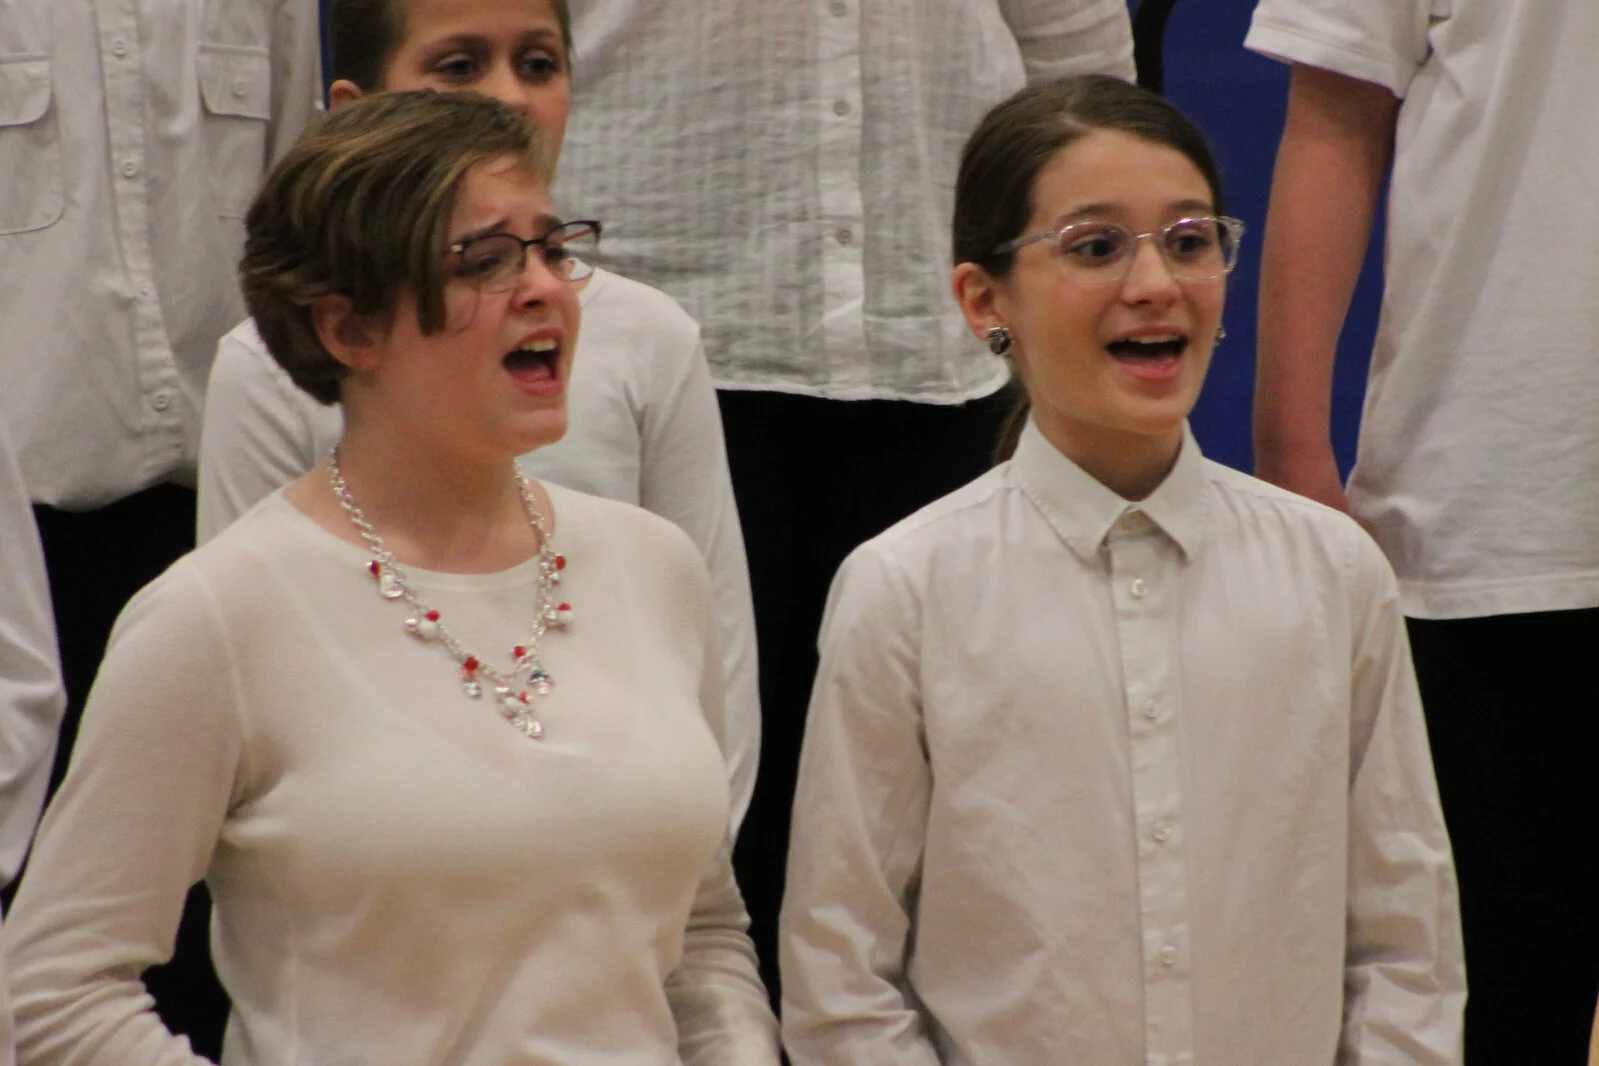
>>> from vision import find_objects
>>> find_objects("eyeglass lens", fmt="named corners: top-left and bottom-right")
top-left (1053, 218), bottom-right (1240, 283)
top-left (454, 224), bottom-right (600, 292)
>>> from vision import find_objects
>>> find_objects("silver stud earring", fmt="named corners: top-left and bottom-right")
top-left (986, 325), bottom-right (1013, 356)
top-left (1217, 323), bottom-right (1227, 342)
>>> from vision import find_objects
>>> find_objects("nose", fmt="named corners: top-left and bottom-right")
top-left (480, 62), bottom-right (539, 122)
top-left (511, 246), bottom-right (568, 307)
top-left (1119, 234), bottom-right (1182, 302)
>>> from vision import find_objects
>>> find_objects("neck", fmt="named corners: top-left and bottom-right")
top-left (1037, 418), bottom-right (1185, 501)
top-left (297, 413), bottom-right (544, 574)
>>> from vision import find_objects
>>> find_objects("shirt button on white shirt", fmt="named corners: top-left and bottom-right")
top-left (111, 37), bottom-right (128, 57)
top-left (119, 159), bottom-right (139, 179)
top-left (1152, 822), bottom-right (1172, 844)
top-left (1143, 699), bottom-right (1160, 720)
top-left (835, 227), bottom-right (854, 246)
top-left (1159, 945), bottom-right (1179, 968)
top-left (1131, 577), bottom-right (1149, 599)
top-left (233, 78), bottom-right (250, 98)
top-left (829, 0), bottom-right (847, 15)
top-left (832, 99), bottom-right (851, 117)
top-left (150, 392), bottom-right (172, 413)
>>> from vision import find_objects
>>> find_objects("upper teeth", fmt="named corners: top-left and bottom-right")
top-left (528, 338), bottom-right (557, 352)
top-left (1126, 334), bottom-right (1181, 344)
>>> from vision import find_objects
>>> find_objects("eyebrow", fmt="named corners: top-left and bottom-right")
top-left (1054, 198), bottom-right (1216, 225)
top-left (420, 28), bottom-right (563, 55)
top-left (451, 213), bottom-right (566, 246)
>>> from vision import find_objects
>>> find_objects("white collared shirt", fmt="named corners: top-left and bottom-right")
top-left (781, 421), bottom-right (1465, 1066)
top-left (0, 0), bottom-right (321, 509)
top-left (0, 421), bottom-right (64, 886)
top-left (555, 0), bottom-right (1134, 403)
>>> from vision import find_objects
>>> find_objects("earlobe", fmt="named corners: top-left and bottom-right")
top-left (951, 261), bottom-right (1010, 349)
top-left (327, 80), bottom-right (364, 113)
top-left (311, 295), bottom-right (382, 373)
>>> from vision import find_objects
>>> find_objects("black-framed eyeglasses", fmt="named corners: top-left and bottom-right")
top-left (446, 220), bottom-right (603, 291)
top-left (993, 215), bottom-right (1245, 286)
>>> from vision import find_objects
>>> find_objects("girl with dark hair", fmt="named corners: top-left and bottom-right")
top-left (779, 75), bottom-right (1464, 1066)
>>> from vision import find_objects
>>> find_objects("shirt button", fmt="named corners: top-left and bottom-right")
top-left (835, 226), bottom-right (854, 246)
top-left (830, 0), bottom-right (848, 13)
top-left (833, 99), bottom-right (851, 117)
top-left (138, 281), bottom-right (152, 298)
top-left (111, 37), bottom-right (128, 57)
top-left (120, 159), bottom-right (139, 179)
top-left (1152, 822), bottom-right (1172, 843)
top-left (1159, 945), bottom-right (1178, 967)
top-left (1131, 577), bottom-right (1148, 599)
top-left (1143, 700), bottom-right (1159, 720)
top-left (233, 78), bottom-right (250, 98)
top-left (150, 392), bottom-right (172, 412)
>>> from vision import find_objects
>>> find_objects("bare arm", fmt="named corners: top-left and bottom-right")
top-left (1254, 64), bottom-right (1398, 512)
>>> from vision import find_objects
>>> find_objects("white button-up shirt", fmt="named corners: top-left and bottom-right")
top-left (557, 0), bottom-right (1134, 402)
top-left (781, 421), bottom-right (1465, 1066)
top-left (0, 0), bottom-right (321, 509)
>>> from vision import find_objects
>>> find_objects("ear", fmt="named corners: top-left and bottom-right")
top-left (952, 261), bottom-right (1009, 344)
top-left (328, 79), bottom-right (364, 112)
top-left (311, 295), bottom-right (384, 373)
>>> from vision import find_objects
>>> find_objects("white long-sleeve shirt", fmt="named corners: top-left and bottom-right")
top-left (556, 0), bottom-right (1134, 402)
top-left (781, 421), bottom-right (1464, 1066)
top-left (5, 484), bottom-right (779, 1066)
top-left (0, 0), bottom-right (321, 509)
top-left (197, 268), bottom-right (761, 830)
top-left (0, 422), bottom-right (64, 885)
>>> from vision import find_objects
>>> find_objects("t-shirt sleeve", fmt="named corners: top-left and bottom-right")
top-left (998, 0), bottom-right (1137, 84)
top-left (197, 321), bottom-right (334, 543)
top-left (2, 563), bottom-right (244, 1066)
top-left (1244, 0), bottom-right (1439, 97)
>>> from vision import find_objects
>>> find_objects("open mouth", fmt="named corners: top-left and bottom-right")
top-left (503, 337), bottom-right (559, 380)
top-left (1107, 335), bottom-right (1187, 362)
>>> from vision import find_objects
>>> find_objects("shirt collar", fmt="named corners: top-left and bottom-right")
top-left (1010, 418), bottom-right (1211, 564)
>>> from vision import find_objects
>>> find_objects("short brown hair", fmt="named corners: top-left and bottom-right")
top-left (331, 0), bottom-right (575, 93)
top-left (239, 91), bottom-right (547, 404)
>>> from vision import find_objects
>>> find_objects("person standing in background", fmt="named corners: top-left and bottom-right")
top-left (1246, 1), bottom-right (1599, 1059)
top-left (0, 0), bottom-right (322, 745)
top-left (0, 0), bottom-right (322, 1049)
top-left (556, 0), bottom-right (1135, 997)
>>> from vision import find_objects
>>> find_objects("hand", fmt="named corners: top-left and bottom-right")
top-left (1254, 443), bottom-right (1350, 515)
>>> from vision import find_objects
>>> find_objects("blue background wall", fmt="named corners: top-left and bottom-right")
top-left (1148, 0), bottom-right (1383, 476)
top-left (318, 0), bottom-right (1385, 476)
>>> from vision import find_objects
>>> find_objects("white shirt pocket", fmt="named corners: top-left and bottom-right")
top-left (0, 54), bottom-right (63, 235)
top-left (197, 41), bottom-right (272, 219)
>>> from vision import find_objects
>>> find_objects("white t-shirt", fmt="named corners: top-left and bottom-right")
top-left (0, 421), bottom-right (63, 885)
top-left (556, 0), bottom-right (1134, 402)
top-left (3, 484), bottom-right (779, 1066)
top-left (197, 268), bottom-right (761, 829)
top-left (0, 0), bottom-right (321, 508)
top-left (781, 422), bottom-right (1464, 1066)
top-left (1246, 0), bottom-right (1599, 619)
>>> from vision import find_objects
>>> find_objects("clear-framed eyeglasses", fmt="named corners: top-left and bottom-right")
top-left (993, 215), bottom-right (1245, 286)
top-left (446, 220), bottom-right (603, 291)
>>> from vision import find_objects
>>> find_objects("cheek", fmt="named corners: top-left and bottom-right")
top-left (528, 86), bottom-right (572, 148)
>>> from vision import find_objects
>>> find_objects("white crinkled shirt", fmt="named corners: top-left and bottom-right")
top-left (555, 0), bottom-right (1135, 402)
top-left (4, 483), bottom-right (779, 1066)
top-left (1246, 0), bottom-right (1599, 619)
top-left (197, 268), bottom-right (761, 831)
top-left (781, 421), bottom-right (1465, 1066)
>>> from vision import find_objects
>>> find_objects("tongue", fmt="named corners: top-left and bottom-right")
top-left (505, 353), bottom-right (554, 381)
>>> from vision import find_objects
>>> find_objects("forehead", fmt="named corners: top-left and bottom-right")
top-left (1029, 128), bottom-right (1213, 227)
top-left (451, 156), bottom-right (552, 230)
top-left (400, 0), bottom-right (564, 44)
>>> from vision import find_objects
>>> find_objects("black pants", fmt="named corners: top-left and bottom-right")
top-left (31, 484), bottom-right (230, 1061)
top-left (718, 385), bottom-right (1014, 1007)
top-left (1407, 609), bottom-right (1599, 1065)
